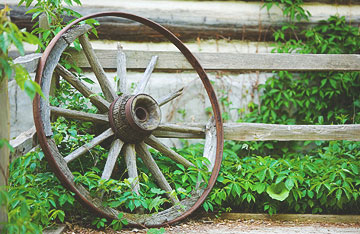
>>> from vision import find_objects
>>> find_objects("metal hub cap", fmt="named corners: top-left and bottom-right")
top-left (109, 94), bottom-right (161, 143)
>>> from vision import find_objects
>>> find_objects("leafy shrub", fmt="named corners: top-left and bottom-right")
top-left (4, 150), bottom-right (75, 233)
top-left (204, 141), bottom-right (360, 215)
top-left (4, 0), bottom-right (360, 233)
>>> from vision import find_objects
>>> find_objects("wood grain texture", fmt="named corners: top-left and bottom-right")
top-left (224, 123), bottom-right (360, 141)
top-left (144, 135), bottom-right (194, 168)
top-left (70, 50), bottom-right (360, 72)
top-left (101, 139), bottom-right (124, 180)
top-left (0, 77), bottom-right (9, 229)
top-left (56, 64), bottom-right (110, 112)
top-left (154, 123), bottom-right (360, 141)
top-left (156, 123), bottom-right (205, 135)
top-left (9, 126), bottom-right (37, 162)
top-left (134, 55), bottom-right (158, 94)
top-left (135, 142), bottom-right (179, 204)
top-left (203, 119), bottom-right (217, 172)
top-left (158, 88), bottom-right (184, 107)
top-left (116, 43), bottom-right (127, 94)
top-left (123, 144), bottom-right (140, 195)
top-left (13, 53), bottom-right (42, 73)
top-left (50, 106), bottom-right (109, 124)
top-left (7, 2), bottom-right (360, 42)
top-left (64, 128), bottom-right (114, 163)
top-left (78, 35), bottom-right (117, 101)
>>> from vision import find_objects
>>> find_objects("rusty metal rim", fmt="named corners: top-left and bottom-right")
top-left (33, 11), bottom-right (224, 227)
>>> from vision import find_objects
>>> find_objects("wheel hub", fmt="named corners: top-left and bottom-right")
top-left (109, 94), bottom-right (161, 143)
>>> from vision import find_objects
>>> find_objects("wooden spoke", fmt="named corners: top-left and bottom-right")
top-left (134, 55), bottom-right (158, 94)
top-left (101, 139), bottom-right (124, 180)
top-left (144, 135), bottom-right (193, 168)
top-left (116, 43), bottom-right (127, 94)
top-left (55, 64), bottom-right (110, 112)
top-left (203, 118), bottom-right (217, 172)
top-left (157, 87), bottom-right (184, 106)
top-left (64, 128), bottom-right (114, 163)
top-left (196, 118), bottom-right (217, 190)
top-left (50, 106), bottom-right (108, 125)
top-left (153, 123), bottom-right (205, 139)
top-left (157, 123), bottom-right (204, 134)
top-left (78, 34), bottom-right (117, 102)
top-left (123, 144), bottom-right (140, 195)
top-left (135, 142), bottom-right (179, 204)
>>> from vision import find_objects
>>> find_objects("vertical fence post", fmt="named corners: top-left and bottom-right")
top-left (0, 77), bottom-right (10, 231)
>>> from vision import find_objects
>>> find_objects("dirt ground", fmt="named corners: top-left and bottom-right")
top-left (62, 215), bottom-right (360, 234)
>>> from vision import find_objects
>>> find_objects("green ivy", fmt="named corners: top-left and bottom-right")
top-left (205, 141), bottom-right (360, 215)
top-left (0, 6), bottom-right (42, 99)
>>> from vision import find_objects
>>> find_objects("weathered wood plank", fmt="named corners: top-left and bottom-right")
top-left (50, 106), bottom-right (109, 124)
top-left (135, 142), bottom-right (179, 204)
top-left (9, 126), bottom-right (37, 162)
top-left (70, 50), bottom-right (360, 72)
top-left (203, 119), bottom-right (217, 172)
top-left (7, 1), bottom-right (360, 42)
top-left (55, 64), bottom-right (110, 112)
top-left (101, 139), bottom-right (124, 180)
top-left (224, 123), bottom-right (360, 141)
top-left (134, 55), bottom-right (158, 94)
top-left (153, 123), bottom-right (360, 141)
top-left (116, 43), bottom-right (127, 94)
top-left (144, 135), bottom-right (194, 168)
top-left (156, 123), bottom-right (204, 135)
top-left (0, 77), bottom-right (10, 230)
top-left (13, 53), bottom-right (42, 73)
top-left (78, 35), bottom-right (117, 102)
top-left (64, 128), bottom-right (114, 163)
top-left (123, 144), bottom-right (140, 195)
top-left (158, 88), bottom-right (184, 106)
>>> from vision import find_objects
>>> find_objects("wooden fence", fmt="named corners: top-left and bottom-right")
top-left (10, 50), bottom-right (360, 160)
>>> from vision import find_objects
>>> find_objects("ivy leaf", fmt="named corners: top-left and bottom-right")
top-left (336, 189), bottom-right (342, 201)
top-left (8, 33), bottom-right (24, 56)
top-left (285, 178), bottom-right (295, 190)
top-left (350, 164), bottom-right (359, 175)
top-left (266, 182), bottom-right (290, 201)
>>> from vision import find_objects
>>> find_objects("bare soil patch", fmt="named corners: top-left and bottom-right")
top-left (62, 213), bottom-right (360, 234)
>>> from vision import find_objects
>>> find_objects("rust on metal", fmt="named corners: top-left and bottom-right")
top-left (33, 11), bottom-right (224, 227)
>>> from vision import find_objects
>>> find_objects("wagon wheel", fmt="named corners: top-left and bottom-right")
top-left (33, 12), bottom-right (223, 227)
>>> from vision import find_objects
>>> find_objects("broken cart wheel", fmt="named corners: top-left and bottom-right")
top-left (33, 12), bottom-right (223, 227)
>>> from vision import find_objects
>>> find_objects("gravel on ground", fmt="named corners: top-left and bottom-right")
top-left (62, 214), bottom-right (360, 234)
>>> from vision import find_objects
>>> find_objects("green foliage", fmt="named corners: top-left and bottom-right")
top-left (19, 0), bottom-right (98, 49)
top-left (5, 0), bottom-right (360, 232)
top-left (241, 0), bottom-right (360, 159)
top-left (4, 150), bottom-right (76, 233)
top-left (0, 139), bottom-right (14, 152)
top-left (266, 182), bottom-right (290, 201)
top-left (110, 213), bottom-right (128, 231)
top-left (205, 141), bottom-right (360, 215)
top-left (0, 6), bottom-right (42, 99)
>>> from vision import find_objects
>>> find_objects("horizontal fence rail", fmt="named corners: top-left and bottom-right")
top-left (11, 123), bottom-right (360, 161)
top-left (153, 123), bottom-right (360, 141)
top-left (10, 51), bottom-right (360, 159)
top-left (68, 50), bottom-right (360, 71)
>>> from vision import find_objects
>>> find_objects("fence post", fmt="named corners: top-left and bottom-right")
top-left (0, 77), bottom-right (10, 231)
